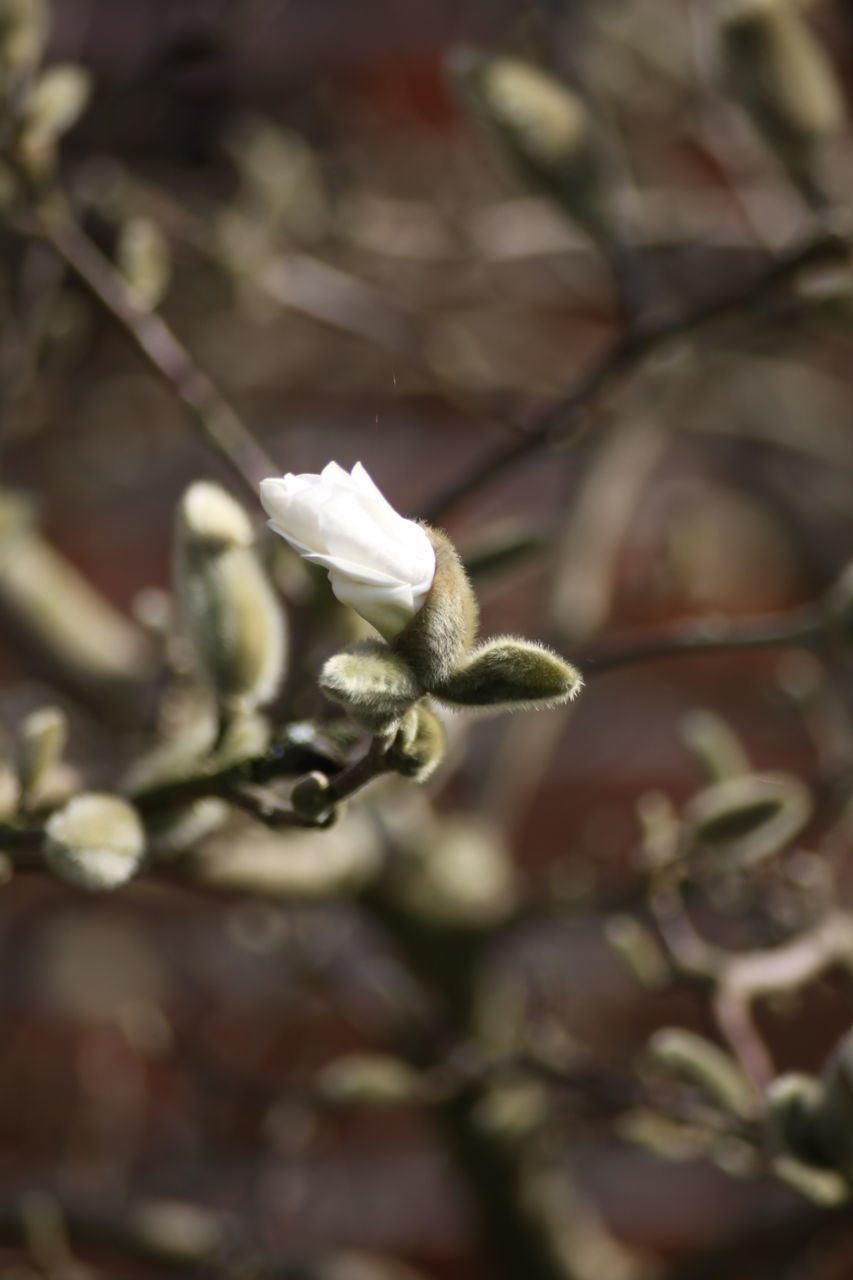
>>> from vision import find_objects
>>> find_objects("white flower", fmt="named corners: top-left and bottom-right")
top-left (260, 462), bottom-right (436, 639)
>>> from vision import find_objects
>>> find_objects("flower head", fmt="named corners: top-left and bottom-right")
top-left (260, 462), bottom-right (435, 639)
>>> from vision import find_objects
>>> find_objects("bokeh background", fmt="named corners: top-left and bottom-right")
top-left (4, 1), bottom-right (853, 1277)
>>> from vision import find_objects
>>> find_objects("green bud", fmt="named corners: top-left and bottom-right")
top-left (386, 704), bottom-right (446, 782)
top-left (319, 639), bottom-right (423, 734)
top-left (314, 1053), bottom-right (421, 1109)
top-left (448, 47), bottom-right (614, 250)
top-left (174, 481), bottom-right (287, 714)
top-left (681, 709), bottom-right (751, 783)
top-left (683, 772), bottom-right (811, 867)
top-left (117, 215), bottom-right (171, 312)
top-left (721, 0), bottom-right (844, 207)
top-left (605, 915), bottom-right (670, 990)
top-left (45, 792), bottom-right (145, 890)
top-left (816, 1029), bottom-right (853, 1180)
top-left (392, 526), bottom-right (478, 690)
top-left (290, 771), bottom-right (334, 822)
top-left (0, 0), bottom-right (47, 75)
top-left (767, 1073), bottom-right (833, 1168)
top-left (646, 1028), bottom-right (758, 1119)
top-left (433, 637), bottom-right (582, 712)
top-left (17, 704), bottom-right (66, 805)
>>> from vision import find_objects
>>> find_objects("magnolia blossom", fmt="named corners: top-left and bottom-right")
top-left (260, 462), bottom-right (436, 639)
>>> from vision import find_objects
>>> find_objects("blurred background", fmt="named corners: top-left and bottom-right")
top-left (4, 0), bottom-right (853, 1277)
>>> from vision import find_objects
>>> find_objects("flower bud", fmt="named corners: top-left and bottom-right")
top-left (314, 1053), bottom-right (421, 1109)
top-left (767, 1073), bottom-right (832, 1168)
top-left (721, 0), bottom-right (844, 208)
top-left (319, 639), bottom-right (423, 734)
top-left (386, 704), bottom-right (446, 782)
top-left (646, 1028), bottom-right (758, 1119)
top-left (45, 792), bottom-right (145, 891)
top-left (448, 47), bottom-right (615, 251)
top-left (432, 636), bottom-right (582, 712)
top-left (816, 1029), bottom-right (853, 1180)
top-left (683, 772), bottom-right (811, 867)
top-left (0, 0), bottom-right (48, 75)
top-left (290, 771), bottom-right (334, 822)
top-left (261, 462), bottom-right (435, 641)
top-left (17, 704), bottom-right (66, 805)
top-left (605, 915), bottom-right (670, 990)
top-left (174, 481), bottom-right (286, 713)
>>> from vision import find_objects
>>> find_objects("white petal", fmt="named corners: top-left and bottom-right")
top-left (329, 574), bottom-right (416, 639)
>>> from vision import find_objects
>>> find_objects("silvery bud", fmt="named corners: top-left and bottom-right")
top-left (45, 792), bottom-right (145, 891)
top-left (432, 636), bottom-right (582, 712)
top-left (17, 704), bottom-right (67, 806)
top-left (646, 1028), bottom-right (758, 1119)
top-left (174, 481), bottom-right (287, 713)
top-left (319, 639), bottom-right (423, 735)
top-left (721, 0), bottom-right (844, 208)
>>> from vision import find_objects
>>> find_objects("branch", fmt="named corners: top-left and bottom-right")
top-left (34, 201), bottom-right (276, 498)
top-left (421, 227), bottom-right (850, 522)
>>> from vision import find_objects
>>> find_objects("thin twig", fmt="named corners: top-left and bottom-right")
top-left (34, 202), bottom-right (276, 498)
top-left (422, 227), bottom-right (850, 522)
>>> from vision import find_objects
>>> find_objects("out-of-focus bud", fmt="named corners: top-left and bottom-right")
top-left (605, 914), bottom-right (671, 990)
top-left (682, 709), bottom-right (751, 782)
top-left (319, 639), bottom-right (423, 735)
top-left (117, 215), bottom-right (171, 311)
top-left (816, 1028), bottom-right (853, 1180)
top-left (386, 704), bottom-right (446, 781)
top-left (290, 771), bottom-right (334, 823)
top-left (683, 772), bottom-right (811, 867)
top-left (174, 481), bottom-right (286, 714)
top-left (721, 0), bottom-right (844, 209)
top-left (17, 704), bottom-right (67, 806)
top-left (433, 636), bottom-right (582, 712)
top-left (314, 1053), bottom-right (421, 1109)
top-left (448, 47), bottom-right (615, 252)
top-left (767, 1072), bottom-right (832, 1167)
top-left (646, 1028), bottom-right (758, 1119)
top-left (18, 63), bottom-right (91, 177)
top-left (145, 798), bottom-right (229, 859)
top-left (45, 792), bottom-right (145, 890)
top-left (0, 0), bottom-right (47, 77)
top-left (389, 817), bottom-right (517, 929)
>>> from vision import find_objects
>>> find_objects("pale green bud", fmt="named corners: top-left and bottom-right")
top-left (646, 1028), bottom-right (758, 1119)
top-left (314, 1053), bottom-right (421, 1109)
top-left (45, 792), bottom-right (145, 890)
top-left (448, 47), bottom-right (615, 250)
top-left (174, 481), bottom-right (287, 713)
top-left (0, 0), bottom-right (47, 75)
top-left (816, 1029), bottom-right (853, 1180)
top-left (17, 704), bottom-right (66, 805)
top-left (721, 0), bottom-right (844, 207)
top-left (319, 639), bottom-right (423, 734)
top-left (683, 772), bottom-right (811, 867)
top-left (392, 526), bottom-right (478, 691)
top-left (117, 215), bottom-right (171, 312)
top-left (432, 636), bottom-right (582, 712)
top-left (605, 915), bottom-right (670, 990)
top-left (386, 703), bottom-right (446, 782)
top-left (681, 709), bottom-right (751, 782)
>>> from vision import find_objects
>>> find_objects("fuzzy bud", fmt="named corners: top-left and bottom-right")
top-left (17, 704), bottom-right (67, 805)
top-left (386, 704), bottom-right (446, 782)
top-left (721, 0), bottom-right (844, 207)
top-left (767, 1073), bottom-right (833, 1168)
top-left (45, 792), bottom-right (145, 891)
top-left (391, 526), bottom-right (478, 690)
top-left (314, 1053), bottom-right (421, 1109)
top-left (432, 636), bottom-right (582, 712)
top-left (646, 1028), bottom-right (758, 1119)
top-left (448, 47), bottom-right (614, 250)
top-left (174, 481), bottom-right (286, 713)
top-left (319, 639), bottom-right (423, 734)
